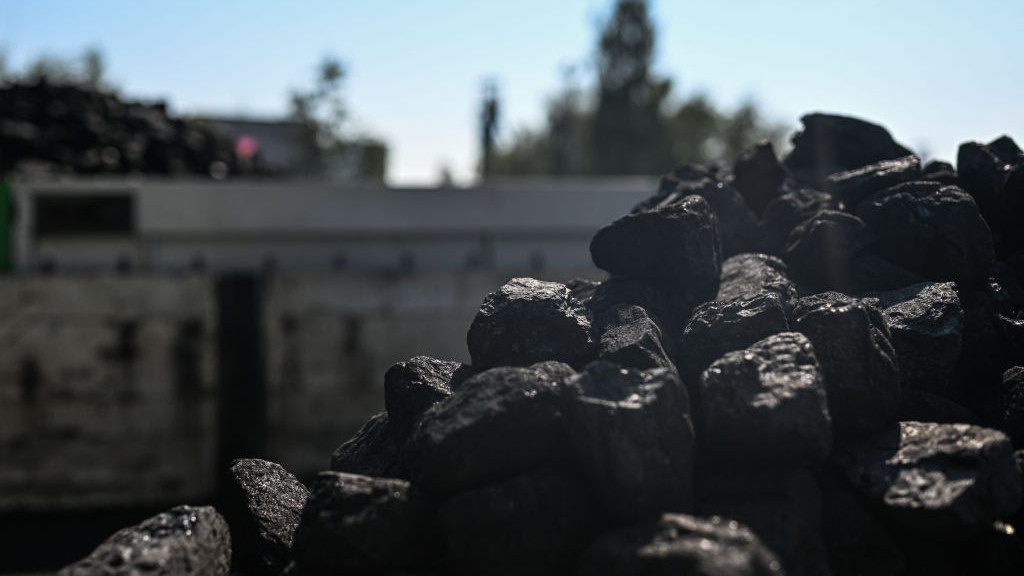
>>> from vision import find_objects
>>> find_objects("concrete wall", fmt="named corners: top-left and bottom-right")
top-left (12, 178), bottom-right (654, 274)
top-left (3, 176), bottom-right (642, 506)
top-left (0, 266), bottom-right (606, 509)
top-left (0, 274), bottom-right (218, 509)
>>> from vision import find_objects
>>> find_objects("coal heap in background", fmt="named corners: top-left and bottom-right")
top-left (0, 80), bottom-right (263, 177)
top-left (58, 113), bottom-right (1024, 576)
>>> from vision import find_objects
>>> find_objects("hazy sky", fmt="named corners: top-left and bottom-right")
top-left (2, 0), bottom-right (1022, 185)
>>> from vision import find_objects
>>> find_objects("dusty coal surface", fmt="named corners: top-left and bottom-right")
top-left (54, 113), bottom-right (1024, 575)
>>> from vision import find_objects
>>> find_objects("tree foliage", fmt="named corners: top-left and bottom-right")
top-left (289, 55), bottom-right (387, 179)
top-left (488, 0), bottom-right (787, 177)
top-left (0, 46), bottom-right (110, 90)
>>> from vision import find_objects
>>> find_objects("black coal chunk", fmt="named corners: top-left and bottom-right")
top-left (784, 113), bottom-right (914, 188)
top-left (640, 176), bottom-right (757, 258)
top-left (857, 181), bottom-right (995, 282)
top-left (224, 459), bottom-right (309, 576)
top-left (899, 389), bottom-right (980, 425)
top-left (825, 154), bottom-right (921, 209)
top-left (436, 469), bottom-right (598, 576)
top-left (817, 470), bottom-right (906, 576)
top-left (982, 366), bottom-right (1024, 447)
top-left (384, 355), bottom-right (474, 438)
top-left (565, 277), bottom-right (600, 305)
top-left (729, 141), bottom-right (788, 217)
top-left (987, 135), bottom-right (1024, 164)
top-left (759, 187), bottom-right (836, 256)
top-left (330, 412), bottom-right (406, 478)
top-left (716, 252), bottom-right (798, 310)
top-left (679, 292), bottom-right (790, 386)
top-left (58, 505), bottom-right (231, 576)
top-left (958, 141), bottom-right (1006, 208)
top-left (578, 513), bottom-right (784, 576)
top-left (654, 163), bottom-right (719, 197)
top-left (958, 136), bottom-right (1024, 258)
top-left (588, 276), bottom-right (679, 331)
top-left (921, 159), bottom-right (958, 183)
top-left (408, 361), bottom-right (575, 496)
top-left (860, 281), bottom-right (964, 396)
top-left (783, 209), bottom-right (870, 292)
top-left (562, 362), bottom-right (695, 523)
top-left (698, 469), bottom-right (830, 576)
top-left (792, 292), bottom-right (900, 439)
top-left (588, 277), bottom-right (681, 368)
top-left (848, 251), bottom-right (928, 292)
top-left (334, 357), bottom-right (472, 479)
top-left (831, 421), bottom-right (1023, 536)
top-left (956, 278), bottom-right (1024, 387)
top-left (698, 332), bottom-right (832, 470)
top-left (597, 305), bottom-right (675, 370)
top-left (467, 277), bottom-right (594, 369)
top-left (591, 194), bottom-right (722, 314)
top-left (291, 472), bottom-right (430, 575)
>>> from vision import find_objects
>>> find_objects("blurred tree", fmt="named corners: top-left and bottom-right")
top-left (4, 46), bottom-right (111, 89)
top-left (669, 93), bottom-right (720, 164)
top-left (547, 65), bottom-right (590, 175)
top-left (81, 46), bottom-right (106, 90)
top-left (718, 100), bottom-right (787, 162)
top-left (290, 55), bottom-right (348, 172)
top-left (590, 0), bottom-right (674, 174)
top-left (488, 68), bottom-right (590, 177)
top-left (488, 0), bottom-right (789, 177)
top-left (23, 54), bottom-right (76, 84)
top-left (289, 54), bottom-right (388, 179)
top-left (488, 127), bottom-right (552, 176)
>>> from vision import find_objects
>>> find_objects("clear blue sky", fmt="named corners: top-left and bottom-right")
top-left (2, 0), bottom-right (1022, 185)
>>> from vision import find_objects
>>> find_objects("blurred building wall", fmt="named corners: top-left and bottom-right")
top-left (12, 178), bottom-right (655, 273)
top-left (1, 178), bottom-right (654, 508)
top-left (0, 274), bottom-right (217, 509)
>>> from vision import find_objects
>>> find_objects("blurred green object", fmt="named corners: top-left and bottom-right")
top-left (0, 178), bottom-right (10, 272)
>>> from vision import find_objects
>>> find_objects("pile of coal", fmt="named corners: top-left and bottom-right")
top-left (59, 113), bottom-right (1024, 575)
top-left (0, 80), bottom-right (256, 176)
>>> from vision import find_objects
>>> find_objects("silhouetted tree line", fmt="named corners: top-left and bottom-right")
top-left (289, 55), bottom-right (387, 179)
top-left (486, 0), bottom-right (787, 177)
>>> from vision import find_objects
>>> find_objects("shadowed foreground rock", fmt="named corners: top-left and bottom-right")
top-left (578, 513), bottom-right (784, 576)
top-left (467, 278), bottom-right (595, 369)
top-left (860, 281), bottom-right (964, 395)
top-left (591, 194), bottom-right (722, 313)
top-left (698, 332), bottom-right (832, 470)
top-left (784, 113), bottom-right (914, 187)
top-left (729, 141), bottom-right (787, 217)
top-left (562, 362), bottom-right (696, 523)
top-left (224, 459), bottom-right (308, 576)
top-left (679, 292), bottom-right (790, 385)
top-left (825, 154), bottom-right (921, 209)
top-left (716, 252), bottom-right (798, 309)
top-left (857, 182), bottom-right (995, 283)
top-left (384, 355), bottom-right (473, 437)
top-left (408, 361), bottom-right (576, 496)
top-left (58, 506), bottom-right (231, 576)
top-left (792, 292), bottom-right (900, 438)
top-left (831, 421), bottom-right (1022, 536)
top-left (291, 472), bottom-right (430, 574)
top-left (437, 469), bottom-right (598, 576)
